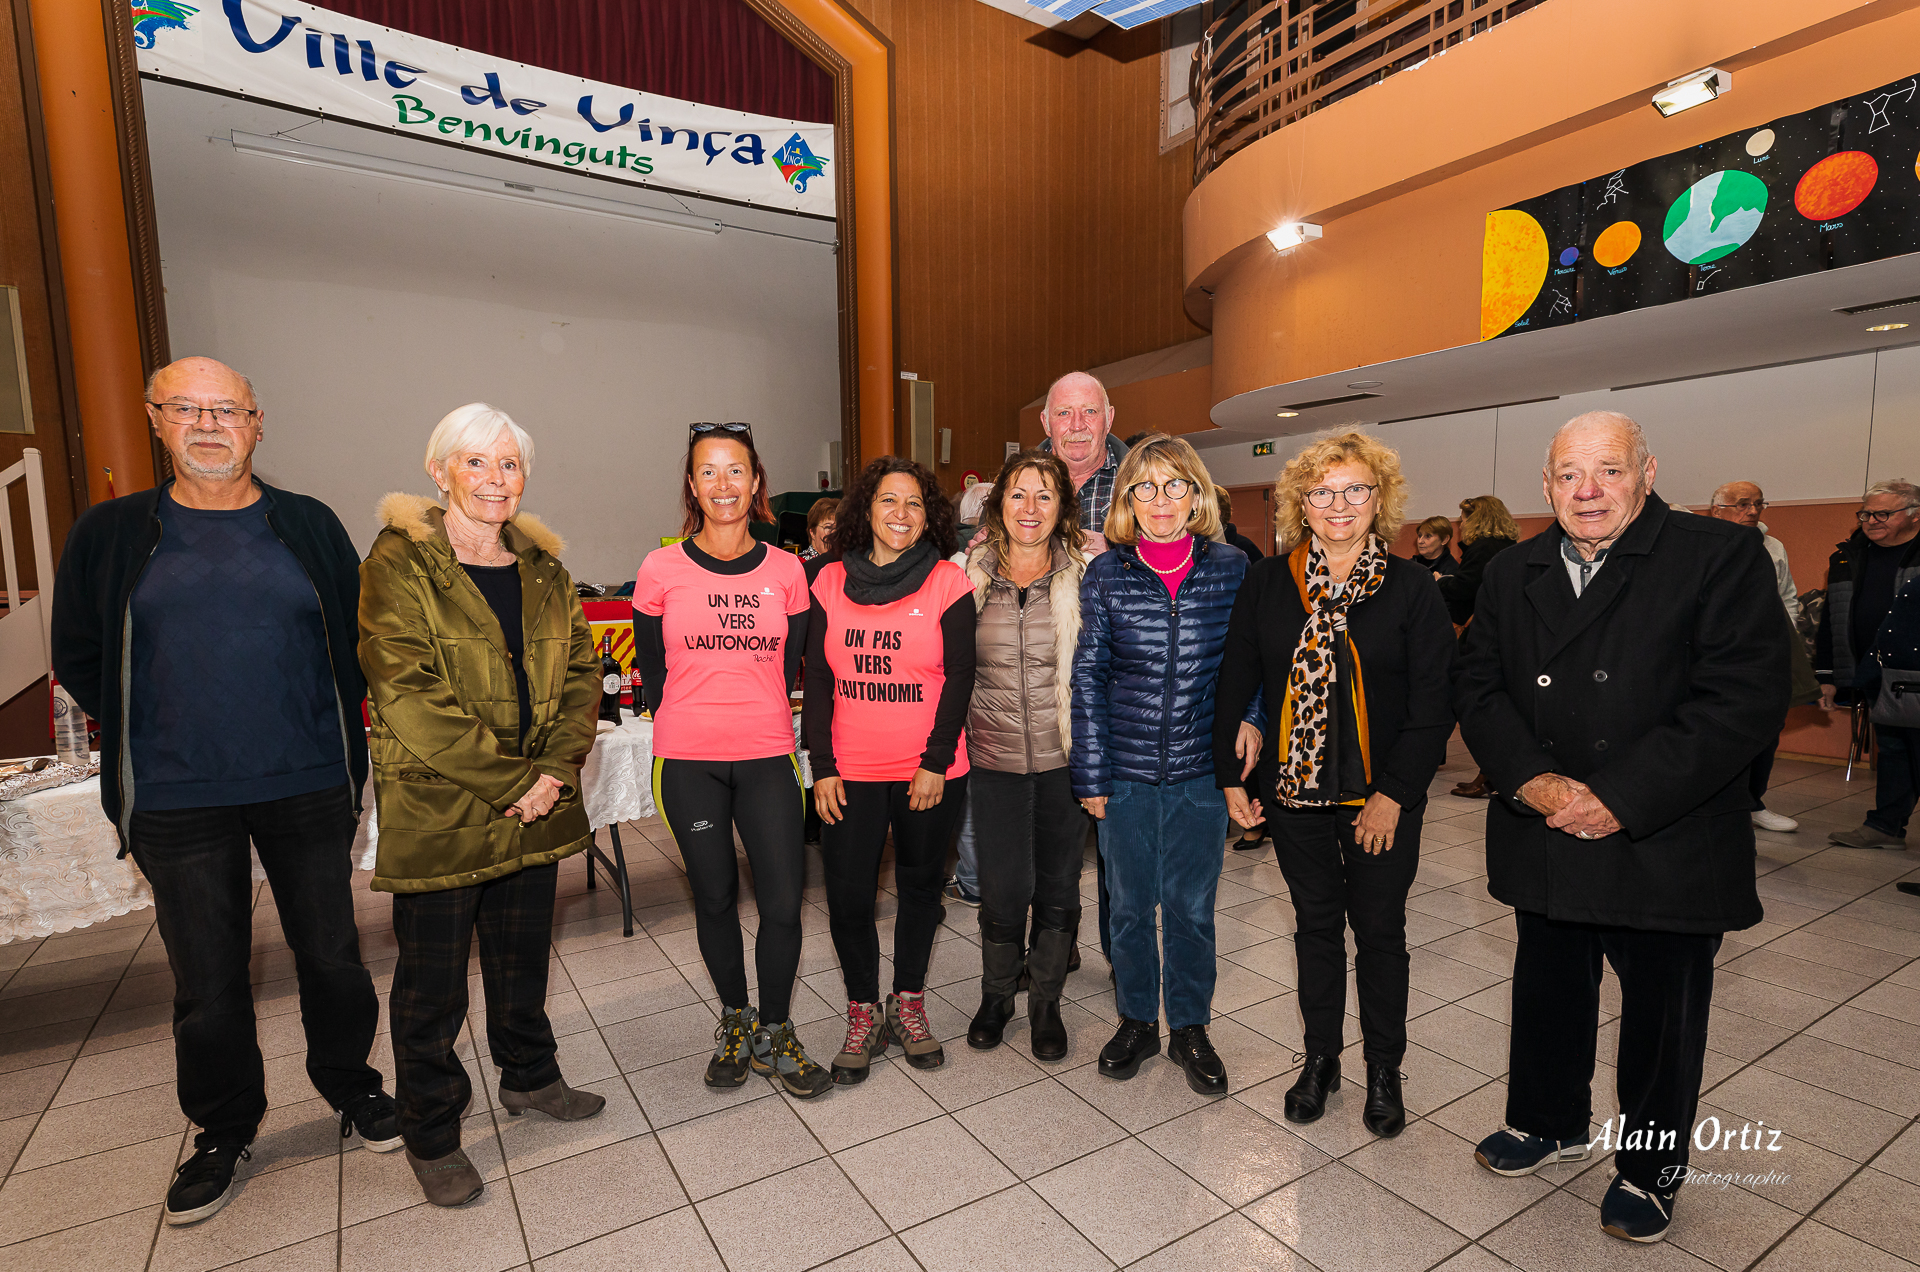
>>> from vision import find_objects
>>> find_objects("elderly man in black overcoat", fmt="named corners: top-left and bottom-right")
top-left (1453, 411), bottom-right (1788, 1244)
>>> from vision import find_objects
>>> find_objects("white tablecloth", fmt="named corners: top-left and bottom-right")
top-left (0, 776), bottom-right (149, 942)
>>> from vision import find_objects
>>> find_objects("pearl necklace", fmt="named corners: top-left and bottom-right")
top-left (1143, 539), bottom-right (1193, 575)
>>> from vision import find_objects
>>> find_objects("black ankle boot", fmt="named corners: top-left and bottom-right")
top-left (1284, 1054), bottom-right (1341, 1124)
top-left (1025, 914), bottom-right (1078, 1063)
top-left (1168, 1025), bottom-right (1228, 1095)
top-left (1098, 1017), bottom-right (1160, 1079)
top-left (1363, 1062), bottom-right (1405, 1137)
top-left (968, 920), bottom-right (1025, 1051)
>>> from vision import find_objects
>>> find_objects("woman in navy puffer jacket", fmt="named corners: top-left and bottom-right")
top-left (1072, 434), bottom-right (1248, 1096)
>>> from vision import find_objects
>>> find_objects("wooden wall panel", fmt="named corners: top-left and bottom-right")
top-left (846, 0), bottom-right (1200, 491)
top-left (0, 0), bottom-right (83, 568)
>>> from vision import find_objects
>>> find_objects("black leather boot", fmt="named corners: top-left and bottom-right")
top-left (1098, 1017), bottom-right (1160, 1079)
top-left (1284, 1054), bottom-right (1341, 1124)
top-left (1363, 1062), bottom-right (1406, 1137)
top-left (968, 919), bottom-right (1025, 1050)
top-left (1168, 1025), bottom-right (1228, 1095)
top-left (1026, 907), bottom-right (1079, 1063)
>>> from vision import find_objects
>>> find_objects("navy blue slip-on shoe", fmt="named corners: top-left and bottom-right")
top-left (1473, 1125), bottom-right (1591, 1176)
top-left (1600, 1173), bottom-right (1676, 1243)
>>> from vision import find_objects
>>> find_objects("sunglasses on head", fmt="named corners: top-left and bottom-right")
top-left (689, 422), bottom-right (754, 443)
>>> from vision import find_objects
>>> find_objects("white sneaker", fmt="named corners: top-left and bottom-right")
top-left (1751, 808), bottom-right (1798, 832)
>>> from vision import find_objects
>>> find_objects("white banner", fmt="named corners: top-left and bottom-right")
top-left (132, 0), bottom-right (836, 216)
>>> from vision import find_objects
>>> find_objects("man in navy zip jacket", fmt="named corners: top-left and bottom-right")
top-left (50, 357), bottom-right (397, 1227)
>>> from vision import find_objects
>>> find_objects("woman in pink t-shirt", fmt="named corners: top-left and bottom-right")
top-left (804, 457), bottom-right (976, 1083)
top-left (633, 424), bottom-right (831, 1099)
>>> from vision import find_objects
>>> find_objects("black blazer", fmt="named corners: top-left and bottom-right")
top-left (1214, 547), bottom-right (1455, 809)
top-left (1452, 494), bottom-right (1787, 933)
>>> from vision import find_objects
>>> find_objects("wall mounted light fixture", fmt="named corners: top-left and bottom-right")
top-left (1267, 222), bottom-right (1322, 252)
top-left (1652, 68), bottom-right (1730, 118)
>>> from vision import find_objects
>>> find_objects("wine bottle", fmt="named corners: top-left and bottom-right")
top-left (598, 631), bottom-right (623, 723)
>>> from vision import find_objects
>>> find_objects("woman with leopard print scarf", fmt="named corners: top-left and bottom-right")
top-left (1214, 430), bottom-right (1456, 1142)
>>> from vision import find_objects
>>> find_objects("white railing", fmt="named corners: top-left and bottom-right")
top-left (0, 449), bottom-right (57, 705)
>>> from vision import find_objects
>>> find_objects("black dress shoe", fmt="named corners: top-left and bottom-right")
top-left (1029, 998), bottom-right (1068, 1062)
top-left (967, 994), bottom-right (1016, 1050)
top-left (1097, 1017), bottom-right (1160, 1079)
top-left (1363, 1062), bottom-right (1405, 1137)
top-left (1283, 1054), bottom-right (1341, 1123)
top-left (1168, 1025), bottom-right (1228, 1095)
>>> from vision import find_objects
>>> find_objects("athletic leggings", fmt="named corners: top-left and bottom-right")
top-left (822, 775), bottom-right (969, 1003)
top-left (652, 755), bottom-right (806, 1024)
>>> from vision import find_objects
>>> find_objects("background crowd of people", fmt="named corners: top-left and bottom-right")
top-left (46, 355), bottom-right (1920, 1248)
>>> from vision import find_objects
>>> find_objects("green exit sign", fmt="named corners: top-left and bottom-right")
top-left (1253, 441), bottom-right (1275, 457)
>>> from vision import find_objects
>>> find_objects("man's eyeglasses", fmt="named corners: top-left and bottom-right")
top-left (147, 402), bottom-right (258, 427)
top-left (1713, 499), bottom-right (1768, 513)
top-left (1858, 506), bottom-right (1919, 525)
top-left (1129, 478), bottom-right (1193, 503)
top-left (1305, 483), bottom-right (1378, 509)
top-left (690, 422), bottom-right (753, 442)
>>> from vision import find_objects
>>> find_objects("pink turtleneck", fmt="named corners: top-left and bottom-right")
top-left (1138, 533), bottom-right (1195, 596)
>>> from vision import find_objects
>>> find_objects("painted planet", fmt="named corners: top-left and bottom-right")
top-left (1745, 128), bottom-right (1775, 158)
top-left (1558, 246), bottom-right (1580, 266)
top-left (1480, 209), bottom-right (1548, 341)
top-left (1795, 150), bottom-right (1878, 220)
top-left (1662, 170), bottom-right (1768, 265)
top-left (1592, 220), bottom-right (1642, 267)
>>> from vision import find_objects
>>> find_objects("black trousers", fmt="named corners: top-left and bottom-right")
top-left (1270, 801), bottom-right (1421, 1065)
top-left (1506, 910), bottom-right (1720, 1193)
top-left (653, 755), bottom-right (806, 1023)
top-left (128, 784), bottom-right (380, 1150)
top-left (1748, 736), bottom-right (1778, 806)
top-left (390, 862), bottom-right (561, 1158)
top-left (822, 775), bottom-right (968, 1003)
top-left (970, 767), bottom-right (1084, 936)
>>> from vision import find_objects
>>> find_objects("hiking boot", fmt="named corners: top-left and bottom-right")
top-left (706, 1006), bottom-right (759, 1087)
top-left (164, 1142), bottom-right (250, 1226)
top-left (832, 1000), bottom-right (887, 1085)
top-left (887, 990), bottom-right (945, 1069)
top-left (751, 1018), bottom-right (833, 1098)
top-left (337, 1089), bottom-right (404, 1153)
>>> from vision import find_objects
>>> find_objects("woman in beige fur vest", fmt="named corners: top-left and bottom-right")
top-left (962, 451), bottom-right (1088, 1062)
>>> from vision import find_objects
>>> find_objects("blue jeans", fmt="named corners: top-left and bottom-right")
top-left (1098, 776), bottom-right (1229, 1029)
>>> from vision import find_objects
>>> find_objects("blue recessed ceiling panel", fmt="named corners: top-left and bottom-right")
top-left (1093, 0), bottom-right (1204, 28)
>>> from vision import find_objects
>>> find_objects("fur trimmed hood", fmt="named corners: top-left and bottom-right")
top-left (376, 491), bottom-right (566, 558)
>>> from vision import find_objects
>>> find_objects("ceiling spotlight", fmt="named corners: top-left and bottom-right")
top-left (1868, 322), bottom-right (1910, 332)
top-left (1275, 410), bottom-right (1300, 418)
top-left (1266, 222), bottom-right (1322, 252)
top-left (1347, 380), bottom-right (1383, 389)
top-left (1651, 67), bottom-right (1730, 117)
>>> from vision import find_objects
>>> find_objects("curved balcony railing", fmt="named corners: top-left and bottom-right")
top-left (1192, 0), bottom-right (1551, 182)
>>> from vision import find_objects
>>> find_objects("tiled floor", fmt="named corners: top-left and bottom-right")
top-left (3, 740), bottom-right (1918, 1271)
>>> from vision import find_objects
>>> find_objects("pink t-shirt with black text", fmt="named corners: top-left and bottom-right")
top-left (634, 543), bottom-right (809, 761)
top-left (811, 560), bottom-right (972, 782)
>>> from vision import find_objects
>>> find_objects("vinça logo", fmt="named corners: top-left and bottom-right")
top-left (131, 0), bottom-right (197, 49)
top-left (774, 133), bottom-right (828, 193)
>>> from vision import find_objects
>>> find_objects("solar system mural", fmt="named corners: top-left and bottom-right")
top-left (1479, 71), bottom-right (1920, 341)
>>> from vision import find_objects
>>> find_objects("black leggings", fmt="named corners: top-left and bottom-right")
top-left (652, 755), bottom-right (806, 1024)
top-left (970, 767), bottom-right (1084, 937)
top-left (823, 775), bottom-right (969, 1003)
